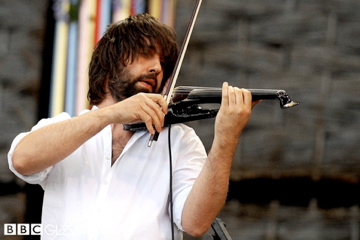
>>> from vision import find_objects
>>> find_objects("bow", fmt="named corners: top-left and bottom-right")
top-left (123, 1), bottom-right (299, 139)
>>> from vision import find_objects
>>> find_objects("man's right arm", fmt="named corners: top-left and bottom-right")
top-left (12, 109), bottom-right (110, 176)
top-left (12, 92), bottom-right (168, 176)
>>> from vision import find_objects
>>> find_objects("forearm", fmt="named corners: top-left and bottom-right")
top-left (12, 109), bottom-right (111, 175)
top-left (182, 136), bottom-right (238, 236)
top-left (182, 83), bottom-right (254, 236)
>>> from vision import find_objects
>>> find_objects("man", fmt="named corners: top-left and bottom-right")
top-left (8, 13), bottom-right (256, 239)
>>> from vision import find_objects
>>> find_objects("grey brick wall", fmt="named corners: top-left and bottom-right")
top-left (176, 0), bottom-right (360, 239)
top-left (0, 0), bottom-right (47, 238)
top-left (177, 0), bottom-right (360, 181)
top-left (0, 0), bottom-right (46, 183)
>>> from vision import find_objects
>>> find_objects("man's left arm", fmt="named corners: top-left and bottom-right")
top-left (181, 82), bottom-right (256, 237)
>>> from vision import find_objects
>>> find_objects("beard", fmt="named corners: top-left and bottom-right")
top-left (107, 71), bottom-right (160, 102)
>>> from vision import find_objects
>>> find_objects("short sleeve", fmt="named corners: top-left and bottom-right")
top-left (170, 125), bottom-right (207, 230)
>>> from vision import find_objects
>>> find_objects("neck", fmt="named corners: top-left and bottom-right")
top-left (97, 93), bottom-right (117, 108)
top-left (95, 94), bottom-right (135, 164)
top-left (111, 123), bottom-right (134, 165)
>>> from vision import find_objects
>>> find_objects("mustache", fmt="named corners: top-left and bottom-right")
top-left (135, 73), bottom-right (158, 83)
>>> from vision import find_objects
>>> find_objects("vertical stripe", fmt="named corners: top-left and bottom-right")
top-left (112, 0), bottom-right (131, 22)
top-left (130, 0), bottom-right (136, 15)
top-left (149, 0), bottom-right (161, 19)
top-left (94, 0), bottom-right (102, 44)
top-left (75, 0), bottom-right (93, 114)
top-left (134, 0), bottom-right (146, 14)
top-left (100, 0), bottom-right (111, 37)
top-left (65, 0), bottom-right (79, 116)
top-left (50, 0), bottom-right (70, 117)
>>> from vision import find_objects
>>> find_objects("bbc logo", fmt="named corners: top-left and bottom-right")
top-left (4, 224), bottom-right (42, 235)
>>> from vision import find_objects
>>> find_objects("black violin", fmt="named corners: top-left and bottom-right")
top-left (123, 86), bottom-right (299, 131)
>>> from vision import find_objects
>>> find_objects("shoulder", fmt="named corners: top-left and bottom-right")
top-left (168, 123), bottom-right (198, 139)
top-left (167, 124), bottom-right (205, 152)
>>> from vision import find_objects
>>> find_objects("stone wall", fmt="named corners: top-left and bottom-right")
top-left (176, 0), bottom-right (360, 239)
top-left (0, 0), bottom-right (47, 239)
top-left (1, 0), bottom-right (359, 239)
top-left (177, 0), bottom-right (360, 181)
top-left (177, 0), bottom-right (360, 240)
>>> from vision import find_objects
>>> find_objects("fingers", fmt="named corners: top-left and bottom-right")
top-left (222, 82), bottom-right (252, 107)
top-left (239, 87), bottom-right (252, 107)
top-left (221, 82), bottom-right (229, 106)
top-left (147, 94), bottom-right (168, 114)
top-left (109, 93), bottom-right (167, 134)
top-left (136, 94), bottom-right (167, 134)
top-left (217, 82), bottom-right (254, 141)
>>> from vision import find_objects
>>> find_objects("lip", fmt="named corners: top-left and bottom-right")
top-left (139, 79), bottom-right (156, 92)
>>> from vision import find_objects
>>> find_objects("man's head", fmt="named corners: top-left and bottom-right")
top-left (88, 13), bottom-right (179, 105)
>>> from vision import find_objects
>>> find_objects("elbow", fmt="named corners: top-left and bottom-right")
top-left (186, 229), bottom-right (209, 238)
top-left (12, 157), bottom-right (27, 176)
top-left (183, 221), bottom-right (211, 237)
top-left (12, 150), bottom-right (32, 176)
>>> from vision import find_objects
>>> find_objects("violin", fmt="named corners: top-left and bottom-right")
top-left (123, 86), bottom-right (299, 131)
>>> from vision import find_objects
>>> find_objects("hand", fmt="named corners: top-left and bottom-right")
top-left (107, 93), bottom-right (168, 134)
top-left (214, 82), bottom-right (257, 144)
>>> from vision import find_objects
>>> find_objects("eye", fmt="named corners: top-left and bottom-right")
top-left (139, 51), bottom-right (150, 57)
top-left (141, 51), bottom-right (157, 60)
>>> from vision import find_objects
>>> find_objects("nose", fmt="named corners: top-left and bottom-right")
top-left (148, 54), bottom-right (162, 74)
top-left (147, 54), bottom-right (164, 93)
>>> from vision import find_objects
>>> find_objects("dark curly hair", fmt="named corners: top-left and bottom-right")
top-left (88, 13), bottom-right (179, 105)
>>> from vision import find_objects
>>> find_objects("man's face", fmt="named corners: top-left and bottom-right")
top-left (108, 50), bottom-right (165, 102)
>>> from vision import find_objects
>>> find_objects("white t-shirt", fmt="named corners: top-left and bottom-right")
top-left (8, 108), bottom-right (207, 240)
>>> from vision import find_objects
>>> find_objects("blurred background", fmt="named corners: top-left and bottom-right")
top-left (0, 0), bottom-right (359, 239)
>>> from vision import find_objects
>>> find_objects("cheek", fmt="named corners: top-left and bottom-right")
top-left (124, 66), bottom-right (137, 78)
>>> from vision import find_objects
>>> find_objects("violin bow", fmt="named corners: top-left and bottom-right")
top-left (148, 0), bottom-right (203, 147)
